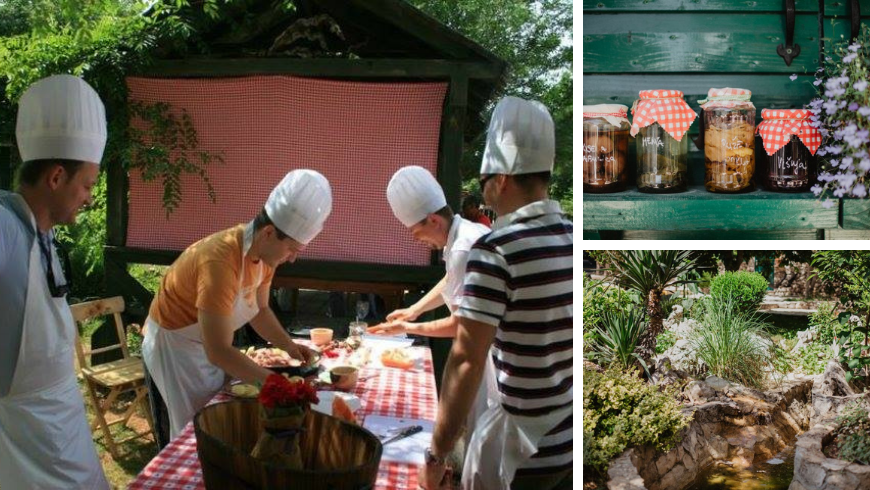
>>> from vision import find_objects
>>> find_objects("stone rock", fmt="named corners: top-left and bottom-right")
top-left (665, 304), bottom-right (684, 326)
top-left (767, 458), bottom-right (784, 465)
top-left (708, 435), bottom-right (729, 460)
top-left (657, 463), bottom-right (686, 490)
top-left (814, 360), bottom-right (855, 398)
top-left (651, 357), bottom-right (689, 387)
top-left (705, 376), bottom-right (732, 391)
top-left (607, 448), bottom-right (647, 490)
top-left (686, 381), bottom-right (716, 404)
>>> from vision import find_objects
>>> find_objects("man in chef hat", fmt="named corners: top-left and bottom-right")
top-left (374, 165), bottom-right (496, 446)
top-left (421, 97), bottom-right (573, 490)
top-left (0, 74), bottom-right (110, 488)
top-left (142, 169), bottom-right (331, 447)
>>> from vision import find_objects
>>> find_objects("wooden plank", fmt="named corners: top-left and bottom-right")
top-left (583, 13), bottom-right (820, 73)
top-left (824, 0), bottom-right (870, 17)
top-left (825, 228), bottom-right (870, 239)
top-left (619, 229), bottom-right (827, 239)
top-left (141, 58), bottom-right (502, 80)
top-left (582, 74), bottom-right (818, 108)
top-left (103, 246), bottom-right (445, 284)
top-left (841, 198), bottom-right (870, 229)
top-left (584, 0), bottom-right (821, 13)
top-left (583, 185), bottom-right (838, 230)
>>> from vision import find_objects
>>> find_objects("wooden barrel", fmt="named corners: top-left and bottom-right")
top-left (194, 400), bottom-right (382, 489)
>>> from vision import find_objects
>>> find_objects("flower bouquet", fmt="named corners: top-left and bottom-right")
top-left (250, 374), bottom-right (319, 469)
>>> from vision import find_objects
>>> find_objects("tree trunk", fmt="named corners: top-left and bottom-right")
top-left (639, 289), bottom-right (663, 365)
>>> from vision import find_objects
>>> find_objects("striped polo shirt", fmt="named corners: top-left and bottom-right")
top-left (456, 199), bottom-right (573, 477)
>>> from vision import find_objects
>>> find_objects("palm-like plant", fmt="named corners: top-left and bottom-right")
top-left (606, 250), bottom-right (698, 362)
top-left (587, 309), bottom-right (649, 375)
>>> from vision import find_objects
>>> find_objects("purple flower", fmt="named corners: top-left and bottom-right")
top-left (853, 184), bottom-right (868, 198)
top-left (827, 145), bottom-right (844, 155)
top-left (848, 42), bottom-right (862, 52)
top-left (811, 184), bottom-right (823, 195)
top-left (843, 53), bottom-right (858, 64)
top-left (833, 187), bottom-right (847, 198)
top-left (859, 106), bottom-right (870, 117)
top-left (830, 158), bottom-right (840, 167)
top-left (849, 102), bottom-right (860, 111)
top-left (843, 156), bottom-right (854, 168)
top-left (813, 79), bottom-right (823, 86)
top-left (790, 73), bottom-right (798, 81)
top-left (823, 99), bottom-right (841, 114)
top-left (855, 80), bottom-right (869, 92)
top-left (859, 158), bottom-right (870, 171)
top-left (822, 199), bottom-right (836, 209)
top-left (838, 174), bottom-right (857, 188)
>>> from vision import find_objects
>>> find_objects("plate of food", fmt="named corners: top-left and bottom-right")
top-left (380, 347), bottom-right (416, 370)
top-left (243, 346), bottom-right (321, 378)
top-left (289, 327), bottom-right (312, 337)
top-left (224, 382), bottom-right (260, 399)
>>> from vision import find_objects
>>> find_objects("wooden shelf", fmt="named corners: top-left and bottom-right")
top-left (583, 185), bottom-right (839, 231)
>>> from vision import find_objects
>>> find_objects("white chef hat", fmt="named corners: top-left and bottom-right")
top-left (265, 169), bottom-right (332, 244)
top-left (16, 74), bottom-right (107, 164)
top-left (480, 96), bottom-right (555, 175)
top-left (386, 166), bottom-right (447, 228)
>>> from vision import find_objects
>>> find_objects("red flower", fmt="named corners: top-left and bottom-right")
top-left (258, 374), bottom-right (319, 409)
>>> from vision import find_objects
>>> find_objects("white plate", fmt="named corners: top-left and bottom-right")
top-left (312, 391), bottom-right (361, 415)
top-left (290, 328), bottom-right (312, 337)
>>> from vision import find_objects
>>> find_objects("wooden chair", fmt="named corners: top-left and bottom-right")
top-left (71, 296), bottom-right (155, 459)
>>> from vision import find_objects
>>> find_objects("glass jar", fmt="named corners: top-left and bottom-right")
top-left (630, 90), bottom-right (696, 193)
top-left (583, 105), bottom-right (630, 193)
top-left (636, 122), bottom-right (688, 192)
top-left (700, 88), bottom-right (756, 193)
top-left (756, 109), bottom-right (820, 193)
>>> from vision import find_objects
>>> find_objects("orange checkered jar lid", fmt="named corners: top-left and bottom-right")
top-left (630, 89), bottom-right (697, 141)
top-left (756, 109), bottom-right (822, 156)
top-left (698, 87), bottom-right (756, 110)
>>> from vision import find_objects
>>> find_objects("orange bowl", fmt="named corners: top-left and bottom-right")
top-left (310, 328), bottom-right (334, 346)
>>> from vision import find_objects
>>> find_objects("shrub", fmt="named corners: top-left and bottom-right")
top-left (809, 302), bottom-right (841, 346)
top-left (833, 402), bottom-right (870, 465)
top-left (587, 309), bottom-right (649, 374)
top-left (583, 275), bottom-right (638, 352)
top-left (583, 367), bottom-right (691, 475)
top-left (796, 343), bottom-right (835, 375)
top-left (690, 299), bottom-right (776, 389)
top-left (709, 271), bottom-right (769, 313)
top-left (655, 330), bottom-right (677, 354)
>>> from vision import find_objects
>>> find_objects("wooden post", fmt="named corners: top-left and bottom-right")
top-left (438, 74), bottom-right (468, 213)
top-left (106, 154), bottom-right (127, 247)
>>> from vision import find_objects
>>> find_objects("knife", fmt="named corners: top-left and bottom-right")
top-left (381, 425), bottom-right (423, 445)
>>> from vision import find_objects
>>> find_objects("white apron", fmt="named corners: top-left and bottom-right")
top-left (0, 228), bottom-right (109, 489)
top-left (142, 224), bottom-right (263, 439)
top-left (461, 398), bottom-right (572, 489)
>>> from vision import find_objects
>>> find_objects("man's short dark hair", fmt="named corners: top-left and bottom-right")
top-left (462, 194), bottom-right (481, 210)
top-left (16, 159), bottom-right (87, 188)
top-left (512, 171), bottom-right (551, 194)
top-left (253, 207), bottom-right (289, 240)
top-left (434, 205), bottom-right (453, 222)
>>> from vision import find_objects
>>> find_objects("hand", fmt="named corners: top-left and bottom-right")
top-left (286, 342), bottom-right (318, 365)
top-left (419, 461), bottom-right (450, 489)
top-left (387, 307), bottom-right (419, 323)
top-left (367, 320), bottom-right (412, 336)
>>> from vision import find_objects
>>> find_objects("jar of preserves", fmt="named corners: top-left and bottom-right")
top-left (630, 90), bottom-right (697, 193)
top-left (756, 109), bottom-right (820, 192)
top-left (699, 88), bottom-right (756, 193)
top-left (583, 104), bottom-right (630, 193)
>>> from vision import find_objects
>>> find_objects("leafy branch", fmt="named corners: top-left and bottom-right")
top-left (128, 100), bottom-right (223, 217)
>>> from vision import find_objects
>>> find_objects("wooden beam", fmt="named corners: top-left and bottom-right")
top-left (438, 74), bottom-right (468, 214)
top-left (105, 154), bottom-right (127, 247)
top-left (140, 58), bottom-right (502, 80)
top-left (0, 144), bottom-right (11, 190)
top-left (103, 246), bottom-right (444, 284)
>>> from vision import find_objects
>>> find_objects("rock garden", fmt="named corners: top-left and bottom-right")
top-left (583, 251), bottom-right (870, 490)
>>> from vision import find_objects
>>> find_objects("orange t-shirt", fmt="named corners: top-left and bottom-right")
top-left (149, 224), bottom-right (275, 329)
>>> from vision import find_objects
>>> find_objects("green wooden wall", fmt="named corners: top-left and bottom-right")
top-left (583, 0), bottom-right (870, 239)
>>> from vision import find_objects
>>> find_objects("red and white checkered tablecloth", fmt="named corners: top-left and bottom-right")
top-left (128, 346), bottom-right (438, 490)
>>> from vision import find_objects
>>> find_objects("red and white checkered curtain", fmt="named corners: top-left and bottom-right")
top-left (125, 75), bottom-right (448, 266)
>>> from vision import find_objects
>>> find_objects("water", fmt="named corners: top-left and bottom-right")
top-left (685, 445), bottom-right (795, 490)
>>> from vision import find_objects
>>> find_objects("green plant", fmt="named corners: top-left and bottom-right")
top-left (797, 343), bottom-right (835, 375)
top-left (588, 309), bottom-right (649, 375)
top-left (583, 367), bottom-right (691, 475)
top-left (690, 299), bottom-right (776, 389)
top-left (709, 271), bottom-right (769, 313)
top-left (833, 402), bottom-right (870, 465)
top-left (697, 270), bottom-right (716, 290)
top-left (583, 274), bottom-right (637, 352)
top-left (811, 251), bottom-right (870, 326)
top-left (605, 250), bottom-right (698, 362)
top-left (809, 302), bottom-right (841, 346)
top-left (834, 315), bottom-right (870, 383)
top-left (655, 330), bottom-right (677, 355)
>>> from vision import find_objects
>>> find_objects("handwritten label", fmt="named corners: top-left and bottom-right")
top-left (583, 144), bottom-right (597, 163)
top-left (722, 136), bottom-right (743, 150)
top-left (780, 157), bottom-right (806, 171)
top-left (643, 136), bottom-right (664, 148)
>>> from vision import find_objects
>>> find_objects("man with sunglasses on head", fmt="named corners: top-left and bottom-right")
top-left (0, 75), bottom-right (110, 489)
top-left (421, 97), bottom-right (572, 490)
